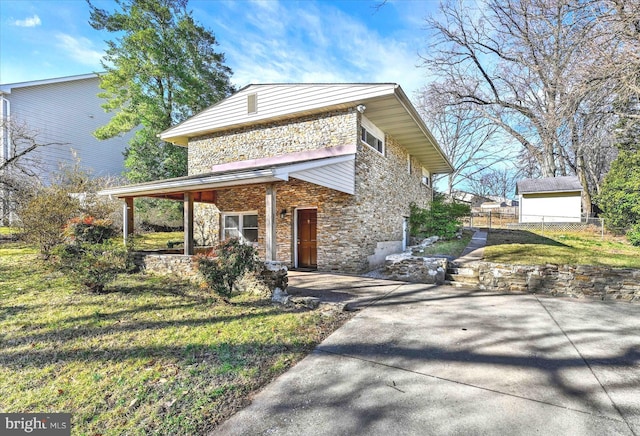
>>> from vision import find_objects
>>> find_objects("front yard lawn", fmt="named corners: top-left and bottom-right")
top-left (485, 229), bottom-right (640, 268)
top-left (0, 242), bottom-right (351, 434)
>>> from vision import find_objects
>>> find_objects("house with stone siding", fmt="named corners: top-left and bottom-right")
top-left (101, 83), bottom-right (453, 273)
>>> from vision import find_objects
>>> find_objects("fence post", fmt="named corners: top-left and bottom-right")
top-left (541, 216), bottom-right (545, 235)
top-left (470, 213), bottom-right (473, 229)
top-left (489, 210), bottom-right (492, 230)
top-left (601, 218), bottom-right (604, 241)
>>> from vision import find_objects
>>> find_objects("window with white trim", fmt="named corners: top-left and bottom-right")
top-left (421, 167), bottom-right (431, 187)
top-left (360, 115), bottom-right (385, 155)
top-left (222, 212), bottom-right (258, 244)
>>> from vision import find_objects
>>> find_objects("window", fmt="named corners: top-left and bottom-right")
top-left (421, 168), bottom-right (431, 187)
top-left (222, 212), bottom-right (258, 244)
top-left (407, 154), bottom-right (412, 174)
top-left (360, 115), bottom-right (385, 155)
top-left (361, 126), bottom-right (383, 154)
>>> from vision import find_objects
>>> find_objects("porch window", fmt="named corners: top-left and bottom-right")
top-left (222, 212), bottom-right (258, 244)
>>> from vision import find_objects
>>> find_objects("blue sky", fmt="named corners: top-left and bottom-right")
top-left (0, 0), bottom-right (442, 97)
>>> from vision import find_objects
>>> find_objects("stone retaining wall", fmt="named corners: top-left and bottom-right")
top-left (471, 262), bottom-right (640, 301)
top-left (384, 253), bottom-right (448, 284)
top-left (134, 253), bottom-right (288, 293)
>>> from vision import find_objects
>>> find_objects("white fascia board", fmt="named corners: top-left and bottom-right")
top-left (0, 73), bottom-right (101, 93)
top-left (100, 169), bottom-right (277, 197)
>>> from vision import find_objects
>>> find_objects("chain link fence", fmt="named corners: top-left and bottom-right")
top-left (462, 211), bottom-right (611, 239)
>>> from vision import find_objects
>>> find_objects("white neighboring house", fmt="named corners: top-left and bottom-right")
top-left (0, 73), bottom-right (131, 221)
top-left (516, 176), bottom-right (583, 223)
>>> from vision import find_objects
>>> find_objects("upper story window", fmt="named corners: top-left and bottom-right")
top-left (222, 212), bottom-right (258, 245)
top-left (421, 167), bottom-right (431, 187)
top-left (360, 115), bottom-right (385, 155)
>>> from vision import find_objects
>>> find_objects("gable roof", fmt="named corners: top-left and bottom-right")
top-left (516, 176), bottom-right (582, 194)
top-left (0, 73), bottom-right (100, 94)
top-left (160, 83), bottom-right (453, 174)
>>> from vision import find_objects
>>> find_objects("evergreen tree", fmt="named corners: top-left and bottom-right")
top-left (88, 0), bottom-right (234, 182)
top-left (597, 104), bottom-right (640, 245)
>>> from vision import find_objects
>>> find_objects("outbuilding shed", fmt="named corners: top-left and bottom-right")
top-left (516, 176), bottom-right (583, 223)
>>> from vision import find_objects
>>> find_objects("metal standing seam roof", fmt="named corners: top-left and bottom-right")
top-left (516, 176), bottom-right (583, 194)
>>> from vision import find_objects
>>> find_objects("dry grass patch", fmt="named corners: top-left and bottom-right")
top-left (0, 242), bottom-right (351, 434)
top-left (413, 230), bottom-right (473, 258)
top-left (485, 229), bottom-right (640, 268)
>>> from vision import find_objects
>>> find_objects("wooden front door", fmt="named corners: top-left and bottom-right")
top-left (297, 209), bottom-right (317, 269)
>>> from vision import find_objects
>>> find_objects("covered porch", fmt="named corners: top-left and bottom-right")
top-left (99, 145), bottom-right (356, 261)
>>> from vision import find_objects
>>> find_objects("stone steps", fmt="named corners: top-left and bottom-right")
top-left (446, 263), bottom-right (480, 287)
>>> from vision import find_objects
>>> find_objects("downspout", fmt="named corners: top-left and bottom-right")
top-left (0, 95), bottom-right (10, 161)
top-left (0, 95), bottom-right (10, 225)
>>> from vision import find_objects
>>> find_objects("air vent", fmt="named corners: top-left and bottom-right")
top-left (247, 93), bottom-right (257, 114)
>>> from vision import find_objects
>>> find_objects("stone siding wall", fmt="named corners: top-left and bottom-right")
top-left (134, 253), bottom-right (199, 281)
top-left (189, 109), bottom-right (358, 174)
top-left (352, 127), bottom-right (433, 270)
top-left (188, 109), bottom-right (433, 273)
top-left (473, 262), bottom-right (640, 301)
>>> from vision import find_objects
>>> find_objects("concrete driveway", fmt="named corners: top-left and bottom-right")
top-left (213, 273), bottom-right (640, 435)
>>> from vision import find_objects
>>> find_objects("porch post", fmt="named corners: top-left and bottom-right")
top-left (123, 197), bottom-right (134, 245)
top-left (184, 192), bottom-right (194, 255)
top-left (265, 184), bottom-right (276, 261)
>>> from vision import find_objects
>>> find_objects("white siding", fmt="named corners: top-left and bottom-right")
top-left (520, 192), bottom-right (582, 223)
top-left (4, 76), bottom-right (131, 183)
top-left (290, 159), bottom-right (355, 195)
top-left (162, 83), bottom-right (397, 143)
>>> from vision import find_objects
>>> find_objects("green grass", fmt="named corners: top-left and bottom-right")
top-left (0, 226), bottom-right (19, 236)
top-left (485, 229), bottom-right (640, 268)
top-left (0, 242), bottom-right (350, 434)
top-left (131, 231), bottom-right (185, 250)
top-left (413, 230), bottom-right (473, 258)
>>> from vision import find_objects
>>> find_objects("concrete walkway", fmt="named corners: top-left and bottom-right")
top-left (457, 229), bottom-right (488, 263)
top-left (212, 275), bottom-right (640, 435)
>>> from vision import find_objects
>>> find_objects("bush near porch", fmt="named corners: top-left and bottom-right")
top-left (0, 240), bottom-right (351, 434)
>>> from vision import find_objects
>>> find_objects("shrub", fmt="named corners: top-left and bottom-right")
top-left (18, 186), bottom-right (81, 258)
top-left (627, 224), bottom-right (640, 246)
top-left (55, 240), bottom-right (129, 293)
top-left (16, 164), bottom-right (121, 258)
top-left (64, 215), bottom-right (117, 244)
top-left (196, 238), bottom-right (262, 298)
top-left (409, 195), bottom-right (471, 239)
top-left (54, 217), bottom-right (130, 293)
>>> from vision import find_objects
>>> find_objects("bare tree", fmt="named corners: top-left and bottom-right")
top-left (0, 119), bottom-right (67, 224)
top-left (417, 84), bottom-right (507, 196)
top-left (468, 167), bottom-right (519, 199)
top-left (422, 0), bottom-right (620, 212)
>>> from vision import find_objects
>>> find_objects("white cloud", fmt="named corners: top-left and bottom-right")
top-left (217, 1), bottom-right (428, 97)
top-left (55, 33), bottom-right (104, 67)
top-left (14, 15), bottom-right (41, 27)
